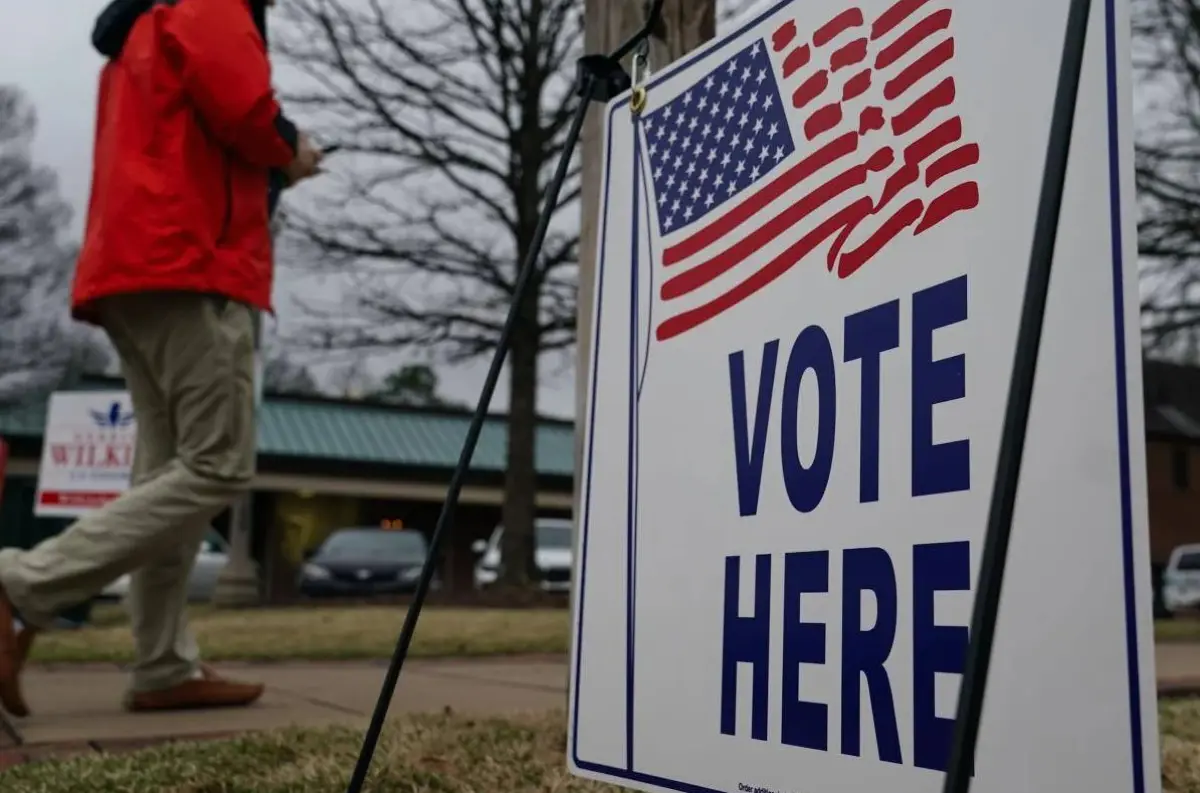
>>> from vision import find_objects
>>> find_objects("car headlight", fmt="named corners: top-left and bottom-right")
top-left (398, 567), bottom-right (421, 582)
top-left (302, 563), bottom-right (331, 581)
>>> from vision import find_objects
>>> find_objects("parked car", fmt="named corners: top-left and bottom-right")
top-left (99, 528), bottom-right (229, 603)
top-left (1163, 543), bottom-right (1200, 614)
top-left (297, 527), bottom-right (436, 598)
top-left (472, 518), bottom-right (573, 592)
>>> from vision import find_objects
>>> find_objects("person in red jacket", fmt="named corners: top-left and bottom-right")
top-left (0, 0), bottom-right (322, 717)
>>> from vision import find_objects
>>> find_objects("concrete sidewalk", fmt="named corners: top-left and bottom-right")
top-left (3, 656), bottom-right (568, 752)
top-left (9, 643), bottom-right (1200, 758)
top-left (1151, 642), bottom-right (1200, 697)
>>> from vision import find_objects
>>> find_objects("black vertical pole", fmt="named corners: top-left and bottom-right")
top-left (0, 710), bottom-right (19, 748)
top-left (941, 0), bottom-right (1093, 791)
top-left (340, 4), bottom-right (665, 790)
top-left (342, 91), bottom-right (592, 793)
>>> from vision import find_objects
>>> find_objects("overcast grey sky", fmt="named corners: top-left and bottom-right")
top-left (0, 0), bottom-right (579, 418)
top-left (5, 0), bottom-right (1166, 416)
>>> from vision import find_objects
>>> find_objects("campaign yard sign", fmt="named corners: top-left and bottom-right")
top-left (35, 391), bottom-right (136, 518)
top-left (568, 0), bottom-right (1159, 792)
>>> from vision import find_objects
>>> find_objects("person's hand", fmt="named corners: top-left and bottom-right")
top-left (283, 133), bottom-right (323, 186)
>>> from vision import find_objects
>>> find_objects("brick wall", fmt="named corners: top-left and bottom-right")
top-left (1147, 439), bottom-right (1200, 564)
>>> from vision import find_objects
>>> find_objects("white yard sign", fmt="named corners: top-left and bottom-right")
top-left (35, 391), bottom-right (136, 518)
top-left (569, 1), bottom-right (1159, 792)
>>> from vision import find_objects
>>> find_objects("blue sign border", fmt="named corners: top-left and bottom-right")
top-left (570, 0), bottom-right (1146, 790)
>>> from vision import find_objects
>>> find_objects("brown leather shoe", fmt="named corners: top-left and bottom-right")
top-left (126, 665), bottom-right (264, 712)
top-left (0, 588), bottom-right (29, 718)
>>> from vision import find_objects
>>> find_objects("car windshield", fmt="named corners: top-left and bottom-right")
top-left (1177, 552), bottom-right (1200, 572)
top-left (318, 529), bottom-right (428, 562)
top-left (536, 522), bottom-right (572, 549)
top-left (488, 521), bottom-right (573, 552)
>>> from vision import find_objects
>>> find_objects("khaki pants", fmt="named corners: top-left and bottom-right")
top-left (0, 292), bottom-right (257, 693)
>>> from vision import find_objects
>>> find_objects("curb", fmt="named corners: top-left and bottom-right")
top-left (0, 730), bottom-right (243, 770)
top-left (25, 653), bottom-right (570, 673)
top-left (3, 680), bottom-right (1197, 771)
top-left (1159, 679), bottom-right (1200, 699)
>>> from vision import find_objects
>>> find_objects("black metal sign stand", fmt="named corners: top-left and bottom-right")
top-left (941, 0), bottom-right (1093, 791)
top-left (340, 5), bottom-right (665, 792)
top-left (341, 0), bottom-right (1096, 789)
top-left (0, 705), bottom-right (20, 748)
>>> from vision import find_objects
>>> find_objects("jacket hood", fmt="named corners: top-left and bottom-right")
top-left (92, 0), bottom-right (270, 60)
top-left (92, 0), bottom-right (153, 59)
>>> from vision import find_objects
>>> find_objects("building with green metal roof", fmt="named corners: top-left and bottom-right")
top-left (0, 376), bottom-right (575, 600)
top-left (0, 376), bottom-right (575, 477)
top-left (15, 364), bottom-right (1200, 611)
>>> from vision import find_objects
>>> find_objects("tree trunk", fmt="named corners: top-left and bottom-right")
top-left (499, 22), bottom-right (555, 590)
top-left (500, 300), bottom-right (540, 588)
top-left (575, 0), bottom-right (718, 536)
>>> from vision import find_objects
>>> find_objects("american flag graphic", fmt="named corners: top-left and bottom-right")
top-left (642, 0), bottom-right (981, 342)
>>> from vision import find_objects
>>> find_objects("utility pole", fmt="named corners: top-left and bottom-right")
top-left (574, 0), bottom-right (717, 526)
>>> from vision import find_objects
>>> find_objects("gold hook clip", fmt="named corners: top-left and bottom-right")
top-left (631, 41), bottom-right (650, 116)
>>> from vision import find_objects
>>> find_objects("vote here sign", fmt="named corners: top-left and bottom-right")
top-left (568, 1), bottom-right (1159, 793)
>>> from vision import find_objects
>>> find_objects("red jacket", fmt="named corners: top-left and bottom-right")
top-left (73, 0), bottom-right (297, 322)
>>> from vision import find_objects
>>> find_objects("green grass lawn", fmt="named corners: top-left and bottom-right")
top-left (0, 711), bottom-right (608, 793)
top-left (29, 603), bottom-right (570, 664)
top-left (1160, 699), bottom-right (1200, 790)
top-left (1158, 619), bottom-right (1200, 643)
top-left (6, 704), bottom-right (1200, 792)
top-left (26, 607), bottom-right (1200, 665)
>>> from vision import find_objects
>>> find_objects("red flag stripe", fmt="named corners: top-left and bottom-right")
top-left (842, 69), bottom-right (872, 100)
top-left (657, 202), bottom-right (867, 341)
top-left (890, 76), bottom-right (955, 135)
top-left (915, 181), bottom-right (979, 233)
top-left (871, 0), bottom-right (932, 40)
top-left (925, 143), bottom-right (979, 185)
top-left (661, 131), bottom-right (859, 267)
top-left (874, 9), bottom-right (952, 70)
top-left (835, 198), bottom-right (924, 277)
top-left (805, 103), bottom-right (844, 139)
top-left (903, 116), bottom-right (962, 165)
top-left (873, 161), bottom-right (921, 214)
top-left (782, 45), bottom-right (812, 77)
top-left (814, 8), bottom-right (865, 46)
top-left (658, 173), bottom-right (980, 341)
top-left (792, 70), bottom-right (829, 107)
top-left (661, 146), bottom-right (895, 300)
top-left (831, 37), bottom-right (869, 71)
top-left (858, 105), bottom-right (885, 133)
top-left (773, 20), bottom-right (798, 51)
top-left (883, 37), bottom-right (954, 101)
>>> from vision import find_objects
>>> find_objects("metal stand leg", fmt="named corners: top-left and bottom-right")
top-left (0, 710), bottom-right (21, 748)
top-left (340, 5), bottom-right (665, 792)
top-left (941, 0), bottom-right (1093, 791)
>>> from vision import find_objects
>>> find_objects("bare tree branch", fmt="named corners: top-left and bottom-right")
top-left (1134, 0), bottom-right (1200, 358)
top-left (274, 0), bottom-right (582, 364)
top-left (272, 0), bottom-right (585, 587)
top-left (0, 84), bottom-right (113, 404)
